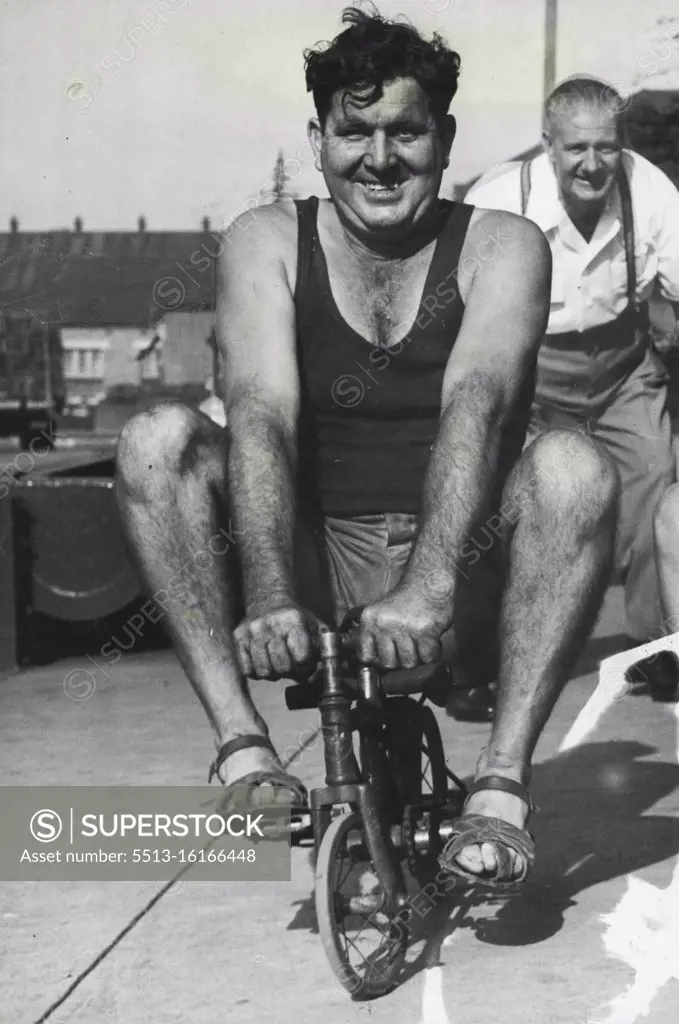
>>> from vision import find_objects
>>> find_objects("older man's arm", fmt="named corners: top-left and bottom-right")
top-left (359, 212), bottom-right (552, 668)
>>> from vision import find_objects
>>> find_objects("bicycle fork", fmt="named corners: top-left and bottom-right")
top-left (311, 630), bottom-right (406, 908)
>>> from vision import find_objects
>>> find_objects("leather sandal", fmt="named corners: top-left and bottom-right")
top-left (438, 775), bottom-right (536, 887)
top-left (208, 734), bottom-right (308, 812)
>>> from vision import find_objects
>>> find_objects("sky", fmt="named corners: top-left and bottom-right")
top-left (1, 0), bottom-right (678, 231)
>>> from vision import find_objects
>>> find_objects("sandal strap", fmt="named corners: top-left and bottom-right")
top-left (208, 734), bottom-right (274, 784)
top-left (466, 775), bottom-right (537, 813)
top-left (439, 814), bottom-right (535, 886)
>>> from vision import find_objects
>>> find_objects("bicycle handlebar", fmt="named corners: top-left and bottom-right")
top-left (327, 606), bottom-right (444, 676)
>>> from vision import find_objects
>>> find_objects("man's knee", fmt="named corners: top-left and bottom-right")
top-left (116, 402), bottom-right (216, 498)
top-left (528, 430), bottom-right (618, 520)
top-left (655, 483), bottom-right (679, 558)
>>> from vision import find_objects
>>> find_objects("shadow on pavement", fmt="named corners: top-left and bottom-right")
top-left (573, 633), bottom-right (630, 677)
top-left (287, 740), bottom-right (679, 988)
top-left (469, 740), bottom-right (679, 947)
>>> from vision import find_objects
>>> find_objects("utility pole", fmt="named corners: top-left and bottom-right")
top-left (272, 150), bottom-right (288, 203)
top-left (544, 0), bottom-right (558, 100)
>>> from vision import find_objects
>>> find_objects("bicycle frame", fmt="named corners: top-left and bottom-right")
top-left (309, 628), bottom-right (407, 908)
top-left (286, 623), bottom-right (468, 998)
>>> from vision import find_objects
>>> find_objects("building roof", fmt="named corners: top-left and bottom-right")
top-left (0, 225), bottom-right (218, 327)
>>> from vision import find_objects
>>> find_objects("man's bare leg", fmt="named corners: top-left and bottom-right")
top-left (454, 430), bottom-right (618, 877)
top-left (116, 402), bottom-right (292, 796)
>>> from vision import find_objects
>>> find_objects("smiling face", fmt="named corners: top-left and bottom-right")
top-left (543, 101), bottom-right (622, 217)
top-left (308, 77), bottom-right (455, 245)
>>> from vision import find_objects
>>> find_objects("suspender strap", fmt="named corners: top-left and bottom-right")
top-left (617, 166), bottom-right (638, 312)
top-left (520, 159), bottom-right (638, 313)
top-left (520, 160), bottom-right (531, 217)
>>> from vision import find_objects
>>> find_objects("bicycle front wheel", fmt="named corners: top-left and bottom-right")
top-left (315, 811), bottom-right (409, 1000)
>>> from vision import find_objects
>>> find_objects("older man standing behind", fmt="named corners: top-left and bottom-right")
top-left (467, 77), bottom-right (679, 703)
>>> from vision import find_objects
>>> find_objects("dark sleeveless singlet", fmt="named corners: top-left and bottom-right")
top-left (294, 196), bottom-right (535, 517)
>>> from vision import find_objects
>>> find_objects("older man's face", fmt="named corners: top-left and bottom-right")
top-left (544, 102), bottom-right (622, 211)
top-left (309, 77), bottom-right (454, 242)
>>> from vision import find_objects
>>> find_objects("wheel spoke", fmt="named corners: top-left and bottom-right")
top-left (343, 915), bottom-right (400, 978)
top-left (316, 807), bottom-right (410, 995)
top-left (335, 853), bottom-right (355, 895)
top-left (352, 903), bottom-right (390, 945)
top-left (334, 848), bottom-right (399, 964)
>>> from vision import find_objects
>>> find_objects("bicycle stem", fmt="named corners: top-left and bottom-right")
top-left (318, 630), bottom-right (361, 786)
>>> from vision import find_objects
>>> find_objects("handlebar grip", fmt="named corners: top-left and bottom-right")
top-left (337, 605), bottom-right (445, 673)
top-left (284, 681), bottom-right (322, 711)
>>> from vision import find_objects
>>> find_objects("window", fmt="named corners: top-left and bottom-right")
top-left (64, 345), bottom-right (106, 379)
top-left (90, 349), bottom-right (104, 377)
top-left (141, 348), bottom-right (161, 380)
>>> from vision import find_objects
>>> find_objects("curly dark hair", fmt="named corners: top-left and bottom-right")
top-left (304, 5), bottom-right (461, 128)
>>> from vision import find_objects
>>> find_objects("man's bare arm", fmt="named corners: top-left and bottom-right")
top-left (227, 396), bottom-right (297, 613)
top-left (401, 212), bottom-right (552, 599)
top-left (217, 207), bottom-right (313, 678)
top-left (359, 212), bottom-right (551, 668)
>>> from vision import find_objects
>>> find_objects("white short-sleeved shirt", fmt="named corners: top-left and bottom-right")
top-left (466, 150), bottom-right (679, 336)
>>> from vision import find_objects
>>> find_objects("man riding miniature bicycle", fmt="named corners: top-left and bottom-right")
top-left (116, 7), bottom-right (618, 886)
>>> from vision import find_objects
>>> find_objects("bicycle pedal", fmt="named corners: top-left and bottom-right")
top-left (251, 810), bottom-right (312, 843)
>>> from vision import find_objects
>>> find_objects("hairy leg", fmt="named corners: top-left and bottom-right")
top-left (454, 430), bottom-right (618, 877)
top-left (116, 403), bottom-right (287, 791)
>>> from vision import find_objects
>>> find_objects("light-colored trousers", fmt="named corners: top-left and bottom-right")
top-left (529, 348), bottom-right (676, 642)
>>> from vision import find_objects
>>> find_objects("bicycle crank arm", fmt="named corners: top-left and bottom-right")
top-left (344, 817), bottom-right (460, 859)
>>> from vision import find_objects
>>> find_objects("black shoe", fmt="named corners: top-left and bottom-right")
top-left (625, 650), bottom-right (679, 703)
top-left (446, 684), bottom-right (496, 722)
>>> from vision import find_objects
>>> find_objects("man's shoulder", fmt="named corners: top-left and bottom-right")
top-left (458, 206), bottom-right (551, 303)
top-left (220, 198), bottom-right (300, 262)
top-left (467, 152), bottom-right (549, 212)
top-left (466, 206), bottom-right (548, 254)
top-left (624, 149), bottom-right (679, 197)
top-left (466, 161), bottom-right (521, 199)
top-left (467, 160), bottom-right (524, 212)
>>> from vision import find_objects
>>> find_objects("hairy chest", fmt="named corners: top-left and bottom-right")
top-left (323, 243), bottom-right (436, 349)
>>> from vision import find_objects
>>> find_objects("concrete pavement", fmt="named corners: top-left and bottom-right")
top-left (1, 585), bottom-right (679, 1024)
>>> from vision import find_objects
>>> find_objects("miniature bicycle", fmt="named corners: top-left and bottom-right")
top-left (284, 609), bottom-right (467, 999)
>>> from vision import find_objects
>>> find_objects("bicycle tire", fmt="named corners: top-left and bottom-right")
top-left (315, 811), bottom-right (409, 1000)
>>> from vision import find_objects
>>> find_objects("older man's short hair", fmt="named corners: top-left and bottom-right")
top-left (544, 77), bottom-right (629, 137)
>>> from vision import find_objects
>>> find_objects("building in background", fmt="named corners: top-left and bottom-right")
top-left (0, 215), bottom-right (219, 431)
top-left (61, 325), bottom-right (159, 406)
top-left (0, 149), bottom-right (300, 436)
top-left (161, 310), bottom-right (214, 387)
